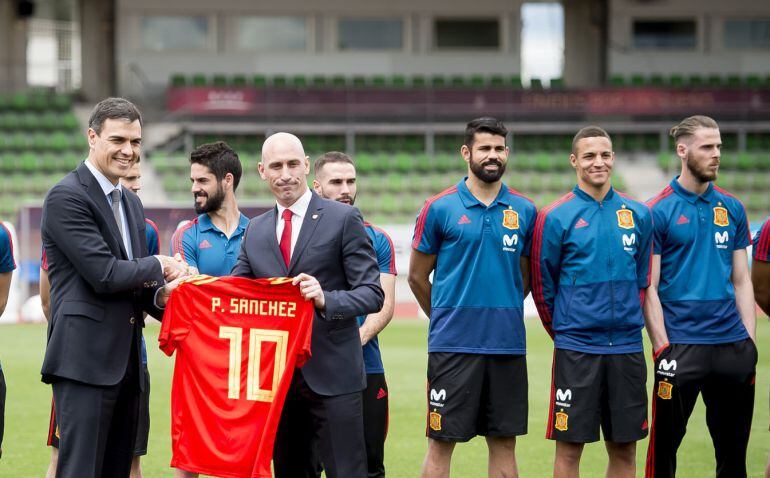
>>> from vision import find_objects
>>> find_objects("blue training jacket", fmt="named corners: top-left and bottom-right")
top-left (531, 186), bottom-right (653, 354)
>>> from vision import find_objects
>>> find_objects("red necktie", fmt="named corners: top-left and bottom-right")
top-left (279, 209), bottom-right (293, 267)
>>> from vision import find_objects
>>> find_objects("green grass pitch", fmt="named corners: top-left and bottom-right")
top-left (1, 317), bottom-right (768, 477)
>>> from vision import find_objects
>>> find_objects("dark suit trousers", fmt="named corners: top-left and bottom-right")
top-left (52, 336), bottom-right (140, 478)
top-left (0, 366), bottom-right (5, 459)
top-left (274, 369), bottom-right (367, 478)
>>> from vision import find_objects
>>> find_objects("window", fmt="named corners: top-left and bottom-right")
top-left (337, 18), bottom-right (403, 50)
top-left (434, 18), bottom-right (500, 50)
top-left (236, 16), bottom-right (308, 51)
top-left (632, 20), bottom-right (696, 49)
top-left (140, 16), bottom-right (210, 51)
top-left (724, 19), bottom-right (770, 49)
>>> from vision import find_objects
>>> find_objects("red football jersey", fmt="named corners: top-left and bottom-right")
top-left (160, 275), bottom-right (313, 478)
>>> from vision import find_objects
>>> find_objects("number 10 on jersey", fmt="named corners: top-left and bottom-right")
top-left (219, 326), bottom-right (289, 402)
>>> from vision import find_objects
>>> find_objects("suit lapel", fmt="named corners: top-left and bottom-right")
top-left (288, 193), bottom-right (324, 274)
top-left (78, 163), bottom-right (128, 259)
top-left (123, 194), bottom-right (142, 258)
top-left (265, 208), bottom-right (289, 275)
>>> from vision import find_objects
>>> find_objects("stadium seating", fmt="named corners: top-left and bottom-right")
top-left (0, 90), bottom-right (82, 221)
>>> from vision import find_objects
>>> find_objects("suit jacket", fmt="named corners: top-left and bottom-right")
top-left (232, 191), bottom-right (384, 396)
top-left (40, 162), bottom-right (165, 387)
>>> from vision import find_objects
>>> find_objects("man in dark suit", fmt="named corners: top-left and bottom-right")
top-left (41, 97), bottom-right (188, 478)
top-left (231, 132), bottom-right (384, 478)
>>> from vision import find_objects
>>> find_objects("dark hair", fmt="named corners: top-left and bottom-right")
top-left (313, 151), bottom-right (354, 176)
top-left (88, 97), bottom-right (142, 135)
top-left (571, 126), bottom-right (612, 154)
top-left (669, 115), bottom-right (719, 145)
top-left (189, 141), bottom-right (242, 191)
top-left (464, 117), bottom-right (508, 148)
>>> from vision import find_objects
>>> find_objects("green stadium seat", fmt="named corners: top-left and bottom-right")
top-left (272, 75), bottom-right (288, 87)
top-left (450, 76), bottom-right (466, 87)
top-left (688, 75), bottom-right (704, 87)
top-left (291, 75), bottom-right (307, 87)
top-left (726, 75), bottom-right (742, 88)
top-left (411, 76), bottom-right (427, 88)
top-left (231, 75), bottom-right (247, 87)
top-left (391, 75), bottom-right (406, 88)
top-left (707, 75), bottom-right (722, 87)
top-left (669, 75), bottom-right (684, 87)
top-left (470, 75), bottom-right (485, 88)
top-left (252, 75), bottom-right (267, 87)
top-left (489, 75), bottom-right (505, 88)
top-left (650, 74), bottom-right (665, 87)
top-left (212, 74), bottom-right (228, 86)
top-left (10, 92), bottom-right (30, 111)
top-left (431, 76), bottom-right (446, 88)
top-left (549, 78), bottom-right (564, 89)
top-left (746, 75), bottom-right (761, 88)
top-left (352, 76), bottom-right (367, 87)
top-left (529, 78), bottom-right (543, 89)
top-left (393, 153), bottom-right (413, 173)
top-left (413, 153), bottom-right (433, 174)
top-left (509, 75), bottom-right (522, 89)
top-left (311, 75), bottom-right (327, 87)
top-left (630, 74), bottom-right (645, 87)
top-left (52, 94), bottom-right (72, 111)
top-left (171, 74), bottom-right (186, 87)
top-left (609, 75), bottom-right (625, 87)
top-left (372, 76), bottom-right (387, 87)
top-left (191, 74), bottom-right (207, 87)
top-left (331, 75), bottom-right (347, 87)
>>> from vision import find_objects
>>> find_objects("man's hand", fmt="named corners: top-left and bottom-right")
top-left (157, 254), bottom-right (192, 281)
top-left (156, 277), bottom-right (184, 308)
top-left (293, 273), bottom-right (325, 310)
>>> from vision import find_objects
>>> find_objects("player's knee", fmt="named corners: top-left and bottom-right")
top-left (426, 438), bottom-right (456, 459)
top-left (486, 436), bottom-right (516, 454)
top-left (606, 441), bottom-right (636, 465)
top-left (555, 441), bottom-right (583, 464)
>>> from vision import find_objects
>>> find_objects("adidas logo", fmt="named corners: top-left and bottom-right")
top-left (457, 215), bottom-right (472, 225)
top-left (676, 215), bottom-right (689, 225)
top-left (199, 239), bottom-right (213, 249)
top-left (574, 218), bottom-right (589, 229)
top-left (376, 388), bottom-right (388, 400)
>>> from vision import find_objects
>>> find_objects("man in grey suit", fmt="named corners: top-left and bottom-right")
top-left (41, 98), bottom-right (188, 478)
top-left (231, 132), bottom-right (384, 478)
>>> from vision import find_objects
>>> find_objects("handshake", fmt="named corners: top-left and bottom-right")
top-left (155, 254), bottom-right (199, 307)
top-left (157, 253), bottom-right (199, 281)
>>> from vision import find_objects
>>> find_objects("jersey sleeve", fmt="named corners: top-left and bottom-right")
top-left (636, 206), bottom-right (654, 289)
top-left (145, 219), bottom-right (160, 256)
top-left (521, 202), bottom-right (538, 257)
top-left (531, 212), bottom-right (562, 339)
top-left (732, 201), bottom-right (751, 250)
top-left (650, 205), bottom-right (668, 255)
top-left (753, 218), bottom-right (770, 262)
top-left (0, 223), bottom-right (16, 273)
top-left (412, 202), bottom-right (442, 255)
top-left (170, 227), bottom-right (199, 270)
top-left (373, 228), bottom-right (397, 275)
top-left (158, 284), bottom-right (192, 356)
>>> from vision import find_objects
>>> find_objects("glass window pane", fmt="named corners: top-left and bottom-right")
top-left (435, 19), bottom-right (500, 49)
top-left (338, 18), bottom-right (403, 50)
top-left (724, 20), bottom-right (770, 49)
top-left (140, 16), bottom-right (209, 51)
top-left (632, 20), bottom-right (696, 49)
top-left (237, 16), bottom-right (307, 51)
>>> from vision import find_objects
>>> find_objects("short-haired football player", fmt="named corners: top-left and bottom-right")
top-left (170, 141), bottom-right (248, 277)
top-left (409, 117), bottom-right (537, 478)
top-left (532, 126), bottom-right (653, 478)
top-left (645, 115), bottom-right (756, 478)
top-left (313, 151), bottom-right (396, 478)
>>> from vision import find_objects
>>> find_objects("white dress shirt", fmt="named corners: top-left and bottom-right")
top-left (84, 160), bottom-right (133, 259)
top-left (275, 187), bottom-right (312, 258)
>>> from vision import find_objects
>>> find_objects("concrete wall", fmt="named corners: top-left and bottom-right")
top-left (608, 0), bottom-right (770, 77)
top-left (114, 0), bottom-right (524, 98)
top-left (0, 0), bottom-right (28, 94)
